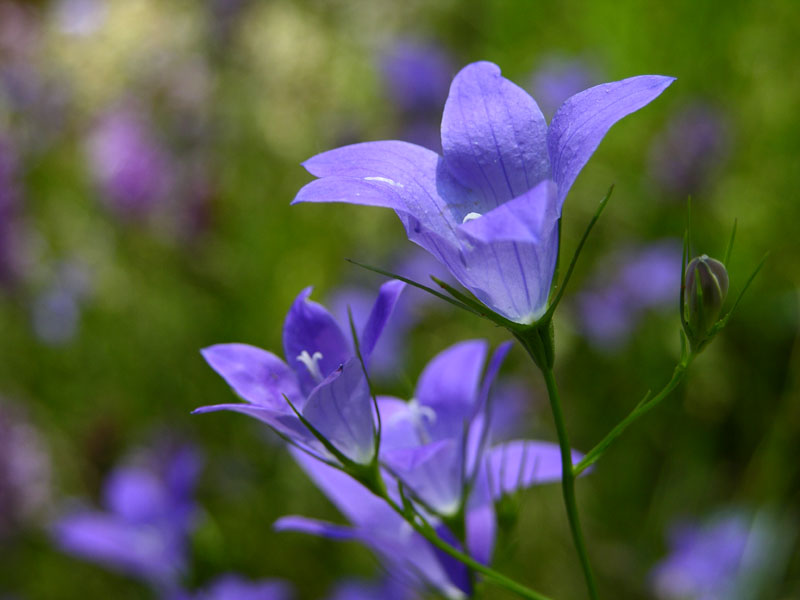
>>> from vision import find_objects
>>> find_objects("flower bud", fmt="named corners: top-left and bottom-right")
top-left (685, 254), bottom-right (729, 339)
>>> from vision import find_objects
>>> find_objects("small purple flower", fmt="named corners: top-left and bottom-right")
top-left (276, 340), bottom-right (580, 598)
top-left (191, 574), bottom-right (292, 600)
top-left (327, 577), bottom-right (414, 600)
top-left (379, 40), bottom-right (453, 117)
top-left (650, 509), bottom-right (796, 600)
top-left (53, 442), bottom-right (202, 593)
top-left (195, 282), bottom-right (404, 465)
top-left (649, 103), bottom-right (730, 198)
top-left (529, 55), bottom-right (600, 119)
top-left (576, 240), bottom-right (681, 348)
top-left (87, 105), bottom-right (172, 220)
top-left (0, 399), bottom-right (52, 538)
top-left (294, 61), bottom-right (674, 324)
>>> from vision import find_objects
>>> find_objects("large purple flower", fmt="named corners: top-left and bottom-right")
top-left (53, 443), bottom-right (202, 593)
top-left (294, 61), bottom-right (674, 324)
top-left (276, 341), bottom-right (579, 598)
top-left (194, 281), bottom-right (404, 465)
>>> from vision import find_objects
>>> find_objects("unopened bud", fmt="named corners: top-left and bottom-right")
top-left (685, 254), bottom-right (729, 339)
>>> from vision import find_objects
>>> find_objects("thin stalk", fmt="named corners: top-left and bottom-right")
top-left (540, 366), bottom-right (599, 600)
top-left (574, 356), bottom-right (694, 476)
top-left (380, 494), bottom-right (554, 600)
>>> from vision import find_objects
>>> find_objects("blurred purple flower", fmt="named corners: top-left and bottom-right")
top-left (31, 260), bottom-right (92, 346)
top-left (195, 282), bottom-right (404, 465)
top-left (190, 574), bottom-right (292, 600)
top-left (327, 577), bottom-right (414, 600)
top-left (87, 105), bottom-right (172, 220)
top-left (529, 56), bottom-right (601, 119)
top-left (294, 61), bottom-right (674, 324)
top-left (649, 103), bottom-right (730, 198)
top-left (378, 40), bottom-right (454, 151)
top-left (52, 0), bottom-right (108, 36)
top-left (379, 40), bottom-right (453, 116)
top-left (576, 240), bottom-right (681, 349)
top-left (0, 399), bottom-right (52, 538)
top-left (53, 442), bottom-right (202, 593)
top-left (651, 509), bottom-right (796, 600)
top-left (276, 340), bottom-right (579, 598)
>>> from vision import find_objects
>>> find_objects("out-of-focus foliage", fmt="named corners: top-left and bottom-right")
top-left (0, 0), bottom-right (798, 598)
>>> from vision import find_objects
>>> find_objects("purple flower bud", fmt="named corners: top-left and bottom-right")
top-left (685, 254), bottom-right (728, 341)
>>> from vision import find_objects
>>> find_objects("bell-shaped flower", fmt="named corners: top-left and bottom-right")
top-left (293, 61), bottom-right (674, 324)
top-left (276, 340), bottom-right (584, 596)
top-left (193, 281), bottom-right (404, 465)
top-left (52, 443), bottom-right (202, 594)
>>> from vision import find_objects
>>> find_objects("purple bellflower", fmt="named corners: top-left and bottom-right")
top-left (53, 443), bottom-right (202, 594)
top-left (188, 574), bottom-right (292, 600)
top-left (87, 105), bottom-right (173, 221)
top-left (576, 240), bottom-right (681, 349)
top-left (650, 509), bottom-right (796, 600)
top-left (293, 61), bottom-right (674, 324)
top-left (648, 103), bottom-right (729, 198)
top-left (276, 340), bottom-right (580, 598)
top-left (0, 398), bottom-right (52, 539)
top-left (194, 281), bottom-right (404, 465)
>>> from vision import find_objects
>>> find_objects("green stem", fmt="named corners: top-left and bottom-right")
top-left (541, 366), bottom-right (600, 600)
top-left (379, 494), bottom-right (554, 600)
top-left (574, 355), bottom-right (694, 476)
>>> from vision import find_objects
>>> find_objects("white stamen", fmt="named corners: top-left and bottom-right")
top-left (296, 350), bottom-right (324, 383)
top-left (462, 212), bottom-right (482, 223)
top-left (364, 176), bottom-right (404, 188)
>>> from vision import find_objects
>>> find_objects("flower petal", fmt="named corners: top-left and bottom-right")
top-left (359, 279), bottom-right (406, 358)
top-left (53, 512), bottom-right (183, 582)
top-left (274, 515), bottom-right (358, 541)
top-left (441, 61), bottom-right (550, 208)
top-left (201, 343), bottom-right (300, 410)
top-left (382, 439), bottom-right (462, 516)
top-left (191, 404), bottom-right (320, 453)
top-left (466, 467), bottom-right (496, 565)
top-left (302, 358), bottom-right (376, 464)
top-left (486, 440), bottom-right (584, 500)
top-left (548, 75), bottom-right (676, 206)
top-left (295, 141), bottom-right (464, 239)
top-left (282, 287), bottom-right (351, 396)
top-left (457, 180), bottom-right (559, 244)
top-left (377, 395), bottom-right (420, 452)
top-left (415, 340), bottom-right (488, 441)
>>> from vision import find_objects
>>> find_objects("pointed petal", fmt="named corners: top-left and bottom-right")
top-left (359, 279), bottom-right (406, 358)
top-left (548, 75), bottom-right (675, 206)
top-left (377, 395), bottom-right (420, 452)
top-left (282, 287), bottom-right (351, 396)
top-left (458, 180), bottom-right (559, 244)
top-left (466, 467), bottom-right (496, 565)
top-left (191, 403), bottom-right (320, 452)
top-left (441, 61), bottom-right (550, 208)
top-left (274, 515), bottom-right (358, 541)
top-left (296, 141), bottom-right (465, 240)
top-left (290, 447), bottom-right (394, 526)
top-left (201, 343), bottom-right (300, 410)
top-left (302, 358), bottom-right (376, 464)
top-left (53, 512), bottom-right (182, 581)
top-left (382, 439), bottom-right (462, 516)
top-left (486, 440), bottom-right (584, 500)
top-left (415, 340), bottom-right (487, 441)
top-left (446, 219), bottom-right (559, 324)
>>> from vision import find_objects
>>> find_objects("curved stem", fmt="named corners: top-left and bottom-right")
top-left (574, 355), bottom-right (694, 476)
top-left (541, 367), bottom-right (600, 600)
top-left (381, 494), bottom-right (554, 600)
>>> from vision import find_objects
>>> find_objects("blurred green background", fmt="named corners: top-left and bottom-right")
top-left (0, 0), bottom-right (798, 598)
